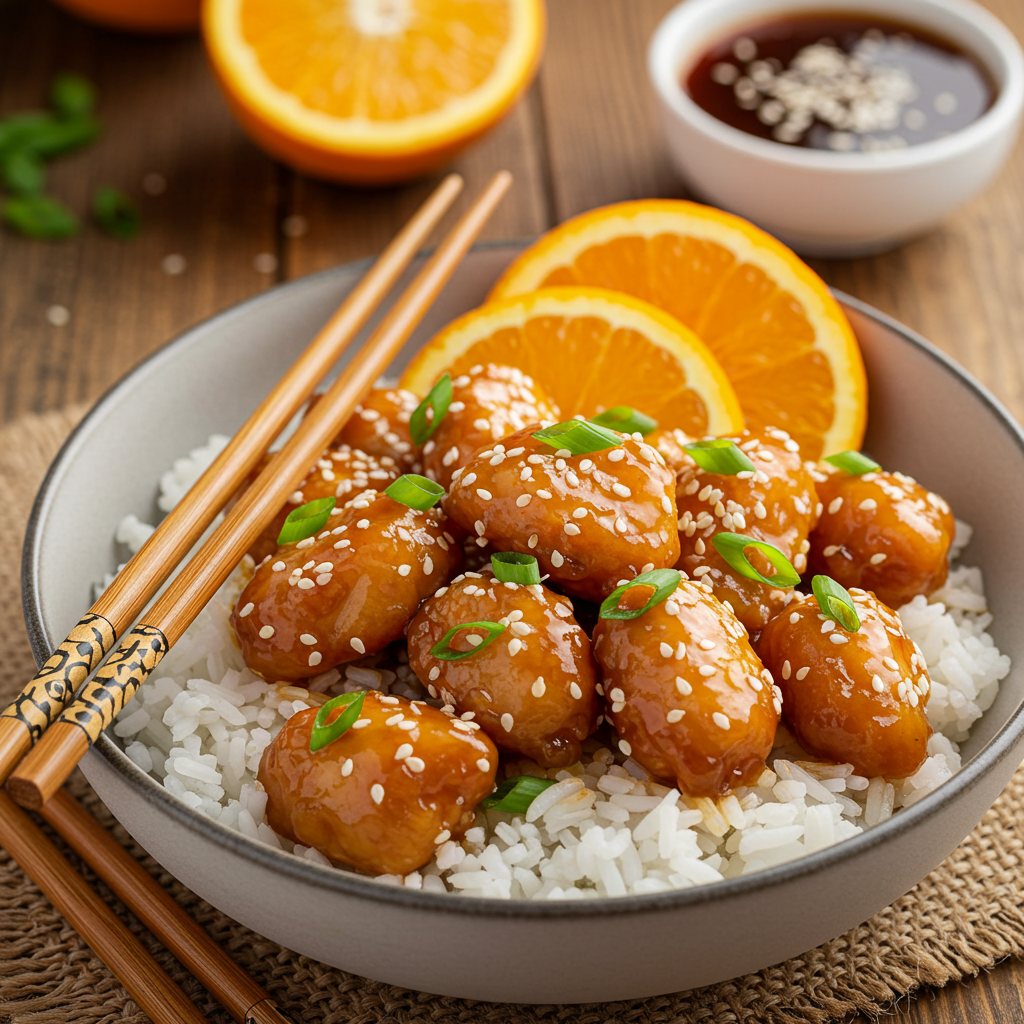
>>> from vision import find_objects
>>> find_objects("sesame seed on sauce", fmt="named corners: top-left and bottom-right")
top-left (870, 553), bottom-right (888, 565)
top-left (570, 682), bottom-right (583, 699)
top-left (828, 497), bottom-right (843, 514)
top-left (667, 709), bottom-right (685, 723)
top-left (829, 633), bottom-right (849, 644)
top-left (551, 550), bottom-right (565, 568)
top-left (615, 517), bottom-right (628, 533)
top-left (608, 449), bottom-right (626, 463)
top-left (272, 560), bottom-right (286, 571)
top-left (370, 784), bottom-right (385, 805)
top-left (531, 677), bottom-right (546, 697)
top-left (300, 633), bottom-right (317, 645)
top-left (398, 565), bottom-right (411, 577)
top-left (782, 660), bottom-right (792, 679)
top-left (821, 619), bottom-right (836, 633)
top-left (883, 656), bottom-right (899, 670)
top-left (385, 713), bottom-right (405, 726)
top-left (239, 603), bottom-right (254, 618)
top-left (796, 666), bottom-right (810, 680)
top-left (712, 712), bottom-right (731, 730)
top-left (659, 642), bottom-right (673, 658)
top-left (351, 638), bottom-right (366, 654)
top-left (352, 719), bottom-right (371, 730)
top-left (699, 665), bottom-right (717, 677)
top-left (297, 579), bottom-right (315, 590)
top-left (528, 534), bottom-right (539, 549)
top-left (618, 739), bottom-right (632, 755)
top-left (501, 713), bottom-right (514, 732)
top-left (259, 625), bottom-right (275, 639)
top-left (537, 489), bottom-right (553, 499)
top-left (394, 743), bottom-right (414, 760)
top-left (341, 758), bottom-right (354, 776)
top-left (564, 523), bottom-right (581, 536)
top-left (675, 676), bottom-right (692, 696)
top-left (699, 639), bottom-right (716, 650)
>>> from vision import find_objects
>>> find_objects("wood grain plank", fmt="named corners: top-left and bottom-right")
top-left (0, 0), bottom-right (279, 424)
top-left (282, 84), bottom-right (549, 279)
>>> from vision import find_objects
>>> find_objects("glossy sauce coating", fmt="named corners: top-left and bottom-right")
top-left (406, 569), bottom-right (600, 767)
top-left (332, 387), bottom-right (421, 472)
top-left (245, 446), bottom-right (401, 564)
top-left (675, 429), bottom-right (819, 632)
top-left (593, 581), bottom-right (780, 797)
top-left (259, 691), bottom-right (498, 876)
top-left (647, 426), bottom-right (693, 474)
top-left (757, 589), bottom-right (932, 778)
top-left (233, 490), bottom-right (462, 681)
top-left (444, 424), bottom-right (680, 602)
top-left (807, 464), bottom-right (954, 609)
top-left (422, 364), bottom-right (560, 489)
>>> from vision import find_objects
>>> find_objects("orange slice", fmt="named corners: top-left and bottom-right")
top-left (490, 200), bottom-right (866, 459)
top-left (399, 287), bottom-right (744, 437)
top-left (202, 0), bottom-right (545, 184)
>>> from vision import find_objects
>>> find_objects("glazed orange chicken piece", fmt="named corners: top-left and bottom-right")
top-left (646, 426), bottom-right (693, 475)
top-left (406, 568), bottom-right (600, 767)
top-left (422, 364), bottom-right (560, 489)
top-left (259, 691), bottom-right (498, 876)
top-left (757, 588), bottom-right (932, 778)
top-left (246, 446), bottom-right (401, 564)
top-left (675, 429), bottom-right (819, 633)
top-left (233, 489), bottom-right (462, 681)
top-left (807, 462), bottom-right (955, 609)
top-left (444, 423), bottom-right (680, 602)
top-left (332, 386), bottom-right (420, 473)
top-left (593, 576), bottom-right (780, 797)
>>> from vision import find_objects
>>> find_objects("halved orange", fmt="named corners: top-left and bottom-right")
top-left (399, 287), bottom-right (744, 438)
top-left (490, 201), bottom-right (866, 459)
top-left (202, 0), bottom-right (546, 184)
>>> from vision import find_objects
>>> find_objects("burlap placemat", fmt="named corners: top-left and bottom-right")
top-left (3, 409), bottom-right (1024, 1024)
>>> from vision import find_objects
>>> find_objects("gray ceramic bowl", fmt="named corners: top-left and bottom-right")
top-left (22, 243), bottom-right (1024, 1003)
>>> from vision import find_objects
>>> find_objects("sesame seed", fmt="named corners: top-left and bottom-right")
top-left (357, 518), bottom-right (370, 529)
top-left (829, 633), bottom-right (848, 644)
top-left (272, 560), bottom-right (286, 571)
top-left (316, 573), bottom-right (332, 585)
top-left (351, 638), bottom-right (366, 654)
top-left (580, 459), bottom-right (594, 471)
top-left (667, 709), bottom-right (685, 723)
top-left (796, 667), bottom-right (810, 680)
top-left (566, 471), bottom-right (580, 487)
top-left (615, 517), bottom-right (628, 533)
top-left (699, 665), bottom-right (716, 676)
top-left (474, 520), bottom-right (486, 537)
top-left (297, 579), bottom-right (314, 590)
top-left (712, 712), bottom-right (730, 730)
top-left (537, 489), bottom-right (553, 499)
top-left (424, 556), bottom-right (434, 575)
top-left (828, 497), bottom-right (843, 514)
top-left (259, 625), bottom-right (275, 639)
top-left (660, 642), bottom-right (673, 658)
top-left (385, 714), bottom-right (405, 726)
top-left (516, 494), bottom-right (532, 507)
top-left (476, 488), bottom-right (493, 500)
top-left (510, 621), bottom-right (529, 636)
top-left (551, 550), bottom-right (565, 568)
top-left (859, 498), bottom-right (878, 511)
top-left (564, 523), bottom-right (581, 536)
top-left (528, 454), bottom-right (544, 464)
top-left (821, 619), bottom-right (836, 633)
top-left (608, 449), bottom-right (626, 462)
top-left (466, 635), bottom-right (483, 648)
top-left (507, 447), bottom-right (525, 457)
top-left (371, 784), bottom-right (385, 805)
top-left (662, 496), bottom-right (673, 514)
top-left (612, 483), bottom-right (631, 498)
top-left (532, 677), bottom-right (546, 697)
top-left (398, 720), bottom-right (416, 731)
top-left (699, 639), bottom-right (716, 650)
top-left (870, 553), bottom-right (887, 565)
top-left (675, 676), bottom-right (692, 696)
top-left (570, 682), bottom-right (583, 699)
top-left (501, 713), bottom-right (514, 732)
top-left (239, 602), bottom-right (254, 618)
top-left (405, 756), bottom-right (425, 773)
top-left (508, 638), bottom-right (523, 656)
top-left (299, 633), bottom-right (317, 646)
top-left (398, 565), bottom-right (411, 577)
top-left (883, 657), bottom-right (899, 670)
top-left (782, 660), bottom-right (791, 679)
top-left (528, 534), bottom-right (539, 549)
top-left (618, 739), bottom-right (632, 755)
top-left (334, 540), bottom-right (351, 549)
top-left (789, 612), bottom-right (801, 625)
top-left (462, 473), bottom-right (478, 486)
top-left (394, 743), bottom-right (414, 760)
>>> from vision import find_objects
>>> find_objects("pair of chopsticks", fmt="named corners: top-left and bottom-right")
top-left (0, 170), bottom-right (512, 1024)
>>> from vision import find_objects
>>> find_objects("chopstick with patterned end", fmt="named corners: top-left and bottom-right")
top-left (0, 790), bottom-right (213, 1024)
top-left (0, 171), bottom-right (463, 783)
top-left (8, 169), bottom-right (512, 811)
top-left (40, 788), bottom-right (295, 1024)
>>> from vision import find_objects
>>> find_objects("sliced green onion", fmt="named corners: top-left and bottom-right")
top-left (491, 551), bottom-right (541, 585)
top-left (481, 776), bottom-right (556, 813)
top-left (824, 450), bottom-right (881, 476)
top-left (2, 194), bottom-right (77, 239)
top-left (309, 691), bottom-right (366, 752)
top-left (533, 419), bottom-right (623, 455)
top-left (811, 575), bottom-right (861, 632)
top-left (0, 149), bottom-right (45, 195)
top-left (599, 568), bottom-right (682, 620)
top-left (93, 186), bottom-right (140, 239)
top-left (684, 439), bottom-right (755, 475)
top-left (430, 621), bottom-right (507, 661)
top-left (712, 532), bottom-right (801, 588)
top-left (410, 373), bottom-right (452, 445)
top-left (589, 406), bottom-right (658, 436)
top-left (277, 496), bottom-right (336, 545)
top-left (50, 72), bottom-right (96, 119)
top-left (385, 473), bottom-right (444, 510)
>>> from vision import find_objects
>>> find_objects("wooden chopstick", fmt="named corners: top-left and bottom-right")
top-left (0, 790), bottom-right (212, 1024)
top-left (0, 171), bottom-right (463, 783)
top-left (9, 169), bottom-right (512, 811)
top-left (40, 789), bottom-right (294, 1024)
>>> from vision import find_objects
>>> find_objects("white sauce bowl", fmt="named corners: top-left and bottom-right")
top-left (648, 0), bottom-right (1024, 256)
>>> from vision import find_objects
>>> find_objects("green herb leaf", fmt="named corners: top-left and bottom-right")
top-left (3, 194), bottom-right (77, 239)
top-left (276, 496), bottom-right (336, 546)
top-left (490, 551), bottom-right (541, 585)
top-left (599, 568), bottom-right (682, 620)
top-left (0, 112), bottom-right (54, 155)
top-left (385, 473), bottom-right (445, 511)
top-left (309, 691), bottom-right (366, 752)
top-left (481, 775), bottom-right (556, 813)
top-left (684, 439), bottom-right (755, 475)
top-left (589, 406), bottom-right (658, 436)
top-left (430, 621), bottom-right (507, 661)
top-left (14, 116), bottom-right (101, 159)
top-left (711, 532), bottom-right (801, 588)
top-left (0, 150), bottom-right (45, 194)
top-left (823, 450), bottom-right (881, 476)
top-left (532, 419), bottom-right (623, 456)
top-left (811, 575), bottom-right (861, 632)
top-left (410, 373), bottom-right (452, 445)
top-left (50, 73), bottom-right (96, 119)
top-left (93, 186), bottom-right (140, 239)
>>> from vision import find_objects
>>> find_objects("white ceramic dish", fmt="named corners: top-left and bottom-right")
top-left (648, 0), bottom-right (1024, 257)
top-left (22, 243), bottom-right (1024, 1003)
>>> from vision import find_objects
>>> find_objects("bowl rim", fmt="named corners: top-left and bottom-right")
top-left (647, 0), bottom-right (1024, 173)
top-left (21, 242), bottom-right (1024, 920)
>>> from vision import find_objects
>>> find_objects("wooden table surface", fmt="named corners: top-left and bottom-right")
top-left (2, 0), bottom-right (1024, 1020)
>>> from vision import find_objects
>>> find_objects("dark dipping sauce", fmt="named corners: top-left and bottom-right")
top-left (686, 13), bottom-right (995, 152)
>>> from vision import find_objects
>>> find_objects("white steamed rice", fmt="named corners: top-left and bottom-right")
top-left (108, 436), bottom-right (1011, 900)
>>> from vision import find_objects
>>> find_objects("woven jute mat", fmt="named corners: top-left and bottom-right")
top-left (3, 409), bottom-right (1024, 1024)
